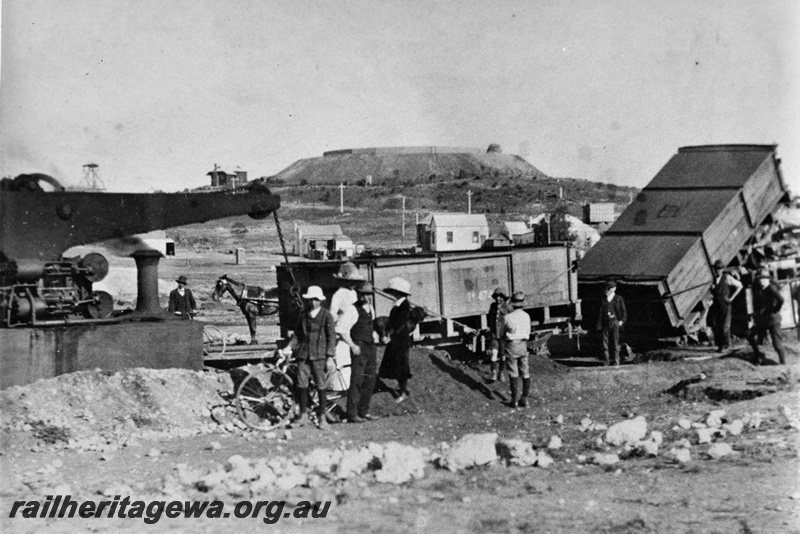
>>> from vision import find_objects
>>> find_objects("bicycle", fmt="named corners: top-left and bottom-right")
top-left (235, 351), bottom-right (349, 431)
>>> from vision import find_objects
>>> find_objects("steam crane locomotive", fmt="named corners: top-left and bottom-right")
top-left (0, 172), bottom-right (280, 388)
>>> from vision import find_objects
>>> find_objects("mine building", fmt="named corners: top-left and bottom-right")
top-left (207, 165), bottom-right (248, 188)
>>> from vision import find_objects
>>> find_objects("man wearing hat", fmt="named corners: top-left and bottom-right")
top-left (501, 291), bottom-right (532, 407)
top-left (346, 281), bottom-right (380, 422)
top-left (748, 270), bottom-right (786, 365)
top-left (280, 286), bottom-right (337, 429)
top-left (709, 260), bottom-right (743, 352)
top-left (378, 277), bottom-right (414, 403)
top-left (486, 287), bottom-right (513, 382)
top-left (168, 275), bottom-right (197, 319)
top-left (596, 280), bottom-right (627, 366)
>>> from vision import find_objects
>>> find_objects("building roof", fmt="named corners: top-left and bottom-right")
top-left (421, 213), bottom-right (489, 227)
top-left (502, 221), bottom-right (529, 236)
top-left (296, 224), bottom-right (345, 238)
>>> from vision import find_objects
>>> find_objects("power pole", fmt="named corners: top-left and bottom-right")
top-left (467, 190), bottom-right (472, 214)
top-left (340, 183), bottom-right (344, 214)
top-left (402, 196), bottom-right (406, 247)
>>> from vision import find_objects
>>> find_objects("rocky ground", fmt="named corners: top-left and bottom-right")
top-left (1, 336), bottom-right (799, 533)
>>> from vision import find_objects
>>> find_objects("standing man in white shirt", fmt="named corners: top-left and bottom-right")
top-left (502, 291), bottom-right (532, 408)
top-left (710, 260), bottom-right (743, 353)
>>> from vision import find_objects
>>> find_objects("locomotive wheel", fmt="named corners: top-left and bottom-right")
top-left (235, 370), bottom-right (295, 431)
top-left (82, 252), bottom-right (109, 282)
top-left (85, 291), bottom-right (114, 319)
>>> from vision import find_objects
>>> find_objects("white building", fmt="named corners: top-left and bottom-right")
top-left (294, 224), bottom-right (354, 259)
top-left (502, 221), bottom-right (530, 240)
top-left (417, 213), bottom-right (489, 252)
top-left (527, 214), bottom-right (601, 251)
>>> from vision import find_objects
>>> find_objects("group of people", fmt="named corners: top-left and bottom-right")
top-left (278, 263), bottom-right (417, 430)
top-left (171, 257), bottom-right (792, 428)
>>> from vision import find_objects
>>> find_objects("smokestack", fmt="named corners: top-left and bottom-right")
top-left (131, 250), bottom-right (164, 315)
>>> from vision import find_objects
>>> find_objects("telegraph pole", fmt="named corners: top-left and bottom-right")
top-left (467, 189), bottom-right (472, 214)
top-left (340, 183), bottom-right (344, 214)
top-left (402, 195), bottom-right (406, 247)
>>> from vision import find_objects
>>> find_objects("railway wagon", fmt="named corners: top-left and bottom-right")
top-left (578, 144), bottom-right (790, 340)
top-left (276, 244), bottom-right (580, 341)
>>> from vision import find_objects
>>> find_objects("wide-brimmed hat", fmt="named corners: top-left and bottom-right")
top-left (756, 270), bottom-right (771, 280)
top-left (356, 281), bottom-right (374, 294)
top-left (605, 280), bottom-right (617, 290)
top-left (713, 260), bottom-right (724, 269)
top-left (510, 291), bottom-right (526, 307)
top-left (385, 277), bottom-right (411, 296)
top-left (332, 262), bottom-right (365, 281)
top-left (492, 287), bottom-right (508, 298)
top-left (302, 286), bottom-right (326, 301)
top-left (176, 275), bottom-right (188, 285)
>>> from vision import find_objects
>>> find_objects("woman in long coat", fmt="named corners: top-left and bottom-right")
top-left (378, 277), bottom-right (414, 403)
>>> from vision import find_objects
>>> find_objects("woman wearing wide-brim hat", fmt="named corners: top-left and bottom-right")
top-left (377, 277), bottom-right (414, 403)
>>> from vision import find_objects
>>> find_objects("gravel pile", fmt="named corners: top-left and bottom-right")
top-left (0, 368), bottom-right (241, 452)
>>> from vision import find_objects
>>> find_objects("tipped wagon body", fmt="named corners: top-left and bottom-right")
top-left (578, 144), bottom-right (790, 338)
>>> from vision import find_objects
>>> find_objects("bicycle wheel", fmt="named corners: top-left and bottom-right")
top-left (202, 325), bottom-right (227, 357)
top-left (236, 368), bottom-right (295, 431)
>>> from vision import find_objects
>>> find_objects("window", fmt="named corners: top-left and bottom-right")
top-left (472, 231), bottom-right (480, 243)
top-left (446, 231), bottom-right (454, 243)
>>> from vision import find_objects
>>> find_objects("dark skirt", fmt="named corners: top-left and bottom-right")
top-left (378, 337), bottom-right (412, 381)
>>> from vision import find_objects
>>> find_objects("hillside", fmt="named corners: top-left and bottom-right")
top-left (171, 176), bottom-right (638, 254)
top-left (271, 145), bottom-right (545, 185)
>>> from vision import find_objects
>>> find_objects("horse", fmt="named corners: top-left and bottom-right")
top-left (211, 274), bottom-right (279, 344)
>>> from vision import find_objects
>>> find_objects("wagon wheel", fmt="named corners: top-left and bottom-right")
top-left (84, 291), bottom-right (114, 319)
top-left (202, 325), bottom-right (227, 356)
top-left (235, 369), bottom-right (295, 431)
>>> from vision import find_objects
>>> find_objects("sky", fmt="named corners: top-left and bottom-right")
top-left (1, 0), bottom-right (797, 193)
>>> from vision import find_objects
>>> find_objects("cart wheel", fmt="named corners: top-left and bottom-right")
top-left (236, 369), bottom-right (295, 431)
top-left (202, 325), bottom-right (227, 356)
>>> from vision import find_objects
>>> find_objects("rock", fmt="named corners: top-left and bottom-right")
top-left (676, 438), bottom-right (692, 449)
top-left (593, 453), bottom-right (619, 465)
top-left (337, 447), bottom-right (376, 479)
top-left (696, 428), bottom-right (716, 444)
top-left (722, 420), bottom-right (744, 436)
top-left (670, 448), bottom-right (691, 463)
top-left (441, 433), bottom-right (498, 471)
top-left (547, 435), bottom-right (562, 449)
top-left (496, 439), bottom-right (537, 467)
top-left (605, 416), bottom-right (647, 446)
top-left (555, 415), bottom-right (564, 424)
top-left (779, 405), bottom-right (799, 429)
top-left (147, 448), bottom-right (161, 457)
top-left (743, 412), bottom-right (763, 430)
top-left (580, 417), bottom-right (593, 431)
top-left (576, 454), bottom-right (587, 463)
top-left (225, 455), bottom-right (258, 483)
top-left (649, 431), bottom-right (664, 445)
top-left (706, 409), bottom-right (726, 428)
top-left (638, 440), bottom-right (659, 457)
top-left (206, 441), bottom-right (222, 450)
top-left (375, 442), bottom-right (426, 484)
top-left (536, 451), bottom-right (554, 468)
top-left (303, 448), bottom-right (342, 476)
top-left (274, 462), bottom-right (307, 491)
top-left (678, 418), bottom-right (692, 430)
top-left (707, 443), bottom-right (734, 460)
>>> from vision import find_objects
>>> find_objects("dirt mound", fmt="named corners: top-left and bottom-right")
top-left (275, 149), bottom-right (545, 185)
top-left (0, 368), bottom-right (237, 451)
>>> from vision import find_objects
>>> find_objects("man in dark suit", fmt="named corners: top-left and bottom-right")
top-left (748, 270), bottom-right (786, 365)
top-left (168, 275), bottom-right (197, 319)
top-left (596, 280), bottom-right (627, 366)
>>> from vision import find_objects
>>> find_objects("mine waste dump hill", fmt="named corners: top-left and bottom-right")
top-left (273, 145), bottom-right (546, 185)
